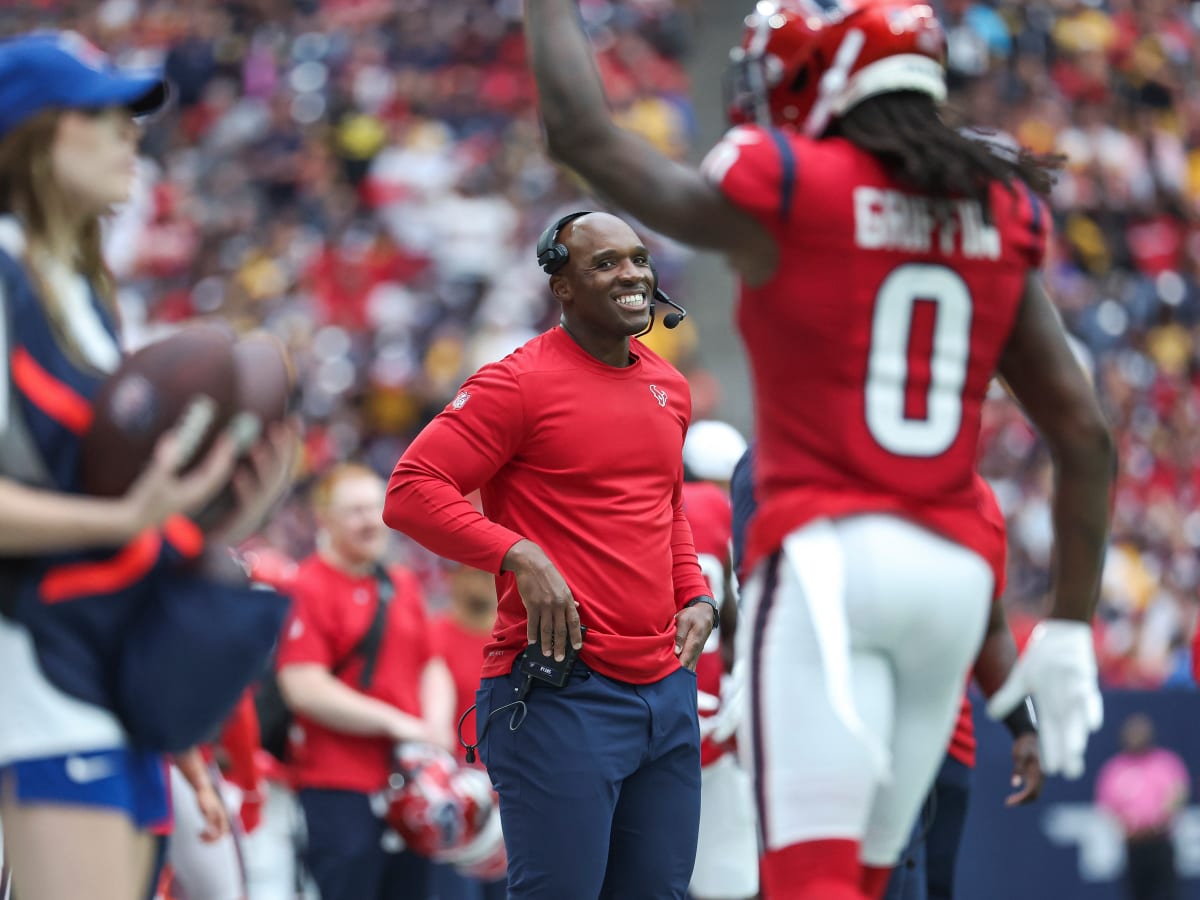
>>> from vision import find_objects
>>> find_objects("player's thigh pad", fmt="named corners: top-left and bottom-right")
top-left (836, 515), bottom-right (991, 867)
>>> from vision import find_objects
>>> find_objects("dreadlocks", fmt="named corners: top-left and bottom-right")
top-left (832, 92), bottom-right (1062, 215)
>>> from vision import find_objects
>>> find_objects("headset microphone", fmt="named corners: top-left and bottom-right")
top-left (657, 288), bottom-right (688, 329)
top-left (641, 259), bottom-right (688, 334)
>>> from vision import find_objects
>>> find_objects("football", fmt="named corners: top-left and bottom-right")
top-left (191, 331), bottom-right (296, 532)
top-left (233, 331), bottom-right (294, 427)
top-left (80, 323), bottom-right (238, 498)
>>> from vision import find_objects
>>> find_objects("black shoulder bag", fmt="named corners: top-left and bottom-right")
top-left (256, 563), bottom-right (396, 760)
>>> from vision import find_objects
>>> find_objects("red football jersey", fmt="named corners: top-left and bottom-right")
top-left (705, 125), bottom-right (1045, 582)
top-left (682, 481), bottom-right (735, 767)
top-left (682, 481), bottom-right (732, 569)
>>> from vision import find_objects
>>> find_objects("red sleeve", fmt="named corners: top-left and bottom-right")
top-left (701, 124), bottom-right (793, 223)
top-left (275, 571), bottom-right (338, 670)
top-left (384, 362), bottom-right (529, 574)
top-left (1005, 182), bottom-right (1048, 270)
top-left (671, 470), bottom-right (713, 611)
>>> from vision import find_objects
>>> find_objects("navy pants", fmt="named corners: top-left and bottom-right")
top-left (299, 788), bottom-right (431, 900)
top-left (883, 755), bottom-right (971, 900)
top-left (1125, 834), bottom-right (1178, 900)
top-left (477, 660), bottom-right (701, 900)
top-left (432, 862), bottom-right (507, 900)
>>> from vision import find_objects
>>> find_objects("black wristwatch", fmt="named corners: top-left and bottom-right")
top-left (684, 596), bottom-right (720, 631)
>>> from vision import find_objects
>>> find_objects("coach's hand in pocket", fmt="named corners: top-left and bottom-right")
top-left (503, 539), bottom-right (582, 661)
top-left (674, 601), bottom-right (716, 671)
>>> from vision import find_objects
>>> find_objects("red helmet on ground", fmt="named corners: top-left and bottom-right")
top-left (436, 767), bottom-right (508, 881)
top-left (726, 0), bottom-right (947, 135)
top-left (382, 743), bottom-right (507, 879)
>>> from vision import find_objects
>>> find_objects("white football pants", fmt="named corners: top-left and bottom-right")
top-left (737, 514), bottom-right (991, 867)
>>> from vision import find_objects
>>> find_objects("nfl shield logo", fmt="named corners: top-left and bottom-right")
top-left (452, 391), bottom-right (470, 410)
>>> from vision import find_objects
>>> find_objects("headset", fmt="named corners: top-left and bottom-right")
top-left (535, 211), bottom-right (688, 333)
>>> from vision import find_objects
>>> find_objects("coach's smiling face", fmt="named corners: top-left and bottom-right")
top-left (551, 212), bottom-right (654, 367)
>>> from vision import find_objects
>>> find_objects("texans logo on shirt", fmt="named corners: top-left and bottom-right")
top-left (649, 384), bottom-right (668, 407)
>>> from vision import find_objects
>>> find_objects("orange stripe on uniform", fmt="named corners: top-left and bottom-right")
top-left (163, 515), bottom-right (204, 559)
top-left (39, 529), bottom-right (162, 604)
top-left (10, 347), bottom-right (93, 434)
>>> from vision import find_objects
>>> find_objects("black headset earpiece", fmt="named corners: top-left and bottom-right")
top-left (536, 210), bottom-right (593, 275)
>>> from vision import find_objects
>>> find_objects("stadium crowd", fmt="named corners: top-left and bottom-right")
top-left (949, 0), bottom-right (1200, 688)
top-left (4, 0), bottom-right (1198, 688)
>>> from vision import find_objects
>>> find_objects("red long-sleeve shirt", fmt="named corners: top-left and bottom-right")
top-left (385, 326), bottom-right (709, 684)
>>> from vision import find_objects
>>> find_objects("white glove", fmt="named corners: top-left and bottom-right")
top-left (697, 661), bottom-right (747, 745)
top-left (987, 620), bottom-right (1102, 780)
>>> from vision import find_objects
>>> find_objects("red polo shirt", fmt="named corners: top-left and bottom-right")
top-left (275, 554), bottom-right (432, 793)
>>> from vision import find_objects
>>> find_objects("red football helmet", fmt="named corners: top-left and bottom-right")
top-left (726, 0), bottom-right (947, 135)
top-left (382, 743), bottom-right (507, 879)
top-left (437, 767), bottom-right (508, 881)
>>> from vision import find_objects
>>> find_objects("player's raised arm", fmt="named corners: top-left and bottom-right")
top-left (522, 0), bottom-right (773, 280)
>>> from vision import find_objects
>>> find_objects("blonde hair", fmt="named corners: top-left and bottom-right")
top-left (310, 463), bottom-right (382, 514)
top-left (0, 109), bottom-right (117, 320)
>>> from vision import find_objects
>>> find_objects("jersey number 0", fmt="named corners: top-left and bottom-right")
top-left (865, 263), bottom-right (973, 457)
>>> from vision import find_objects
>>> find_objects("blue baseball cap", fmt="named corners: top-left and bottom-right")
top-left (0, 31), bottom-right (169, 141)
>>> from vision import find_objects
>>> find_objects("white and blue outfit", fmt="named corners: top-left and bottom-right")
top-left (0, 217), bottom-right (168, 826)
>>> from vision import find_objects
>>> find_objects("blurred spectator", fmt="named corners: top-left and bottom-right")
top-left (1095, 714), bottom-right (1190, 900)
top-left (429, 561), bottom-right (506, 900)
top-left (275, 464), bottom-right (456, 900)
